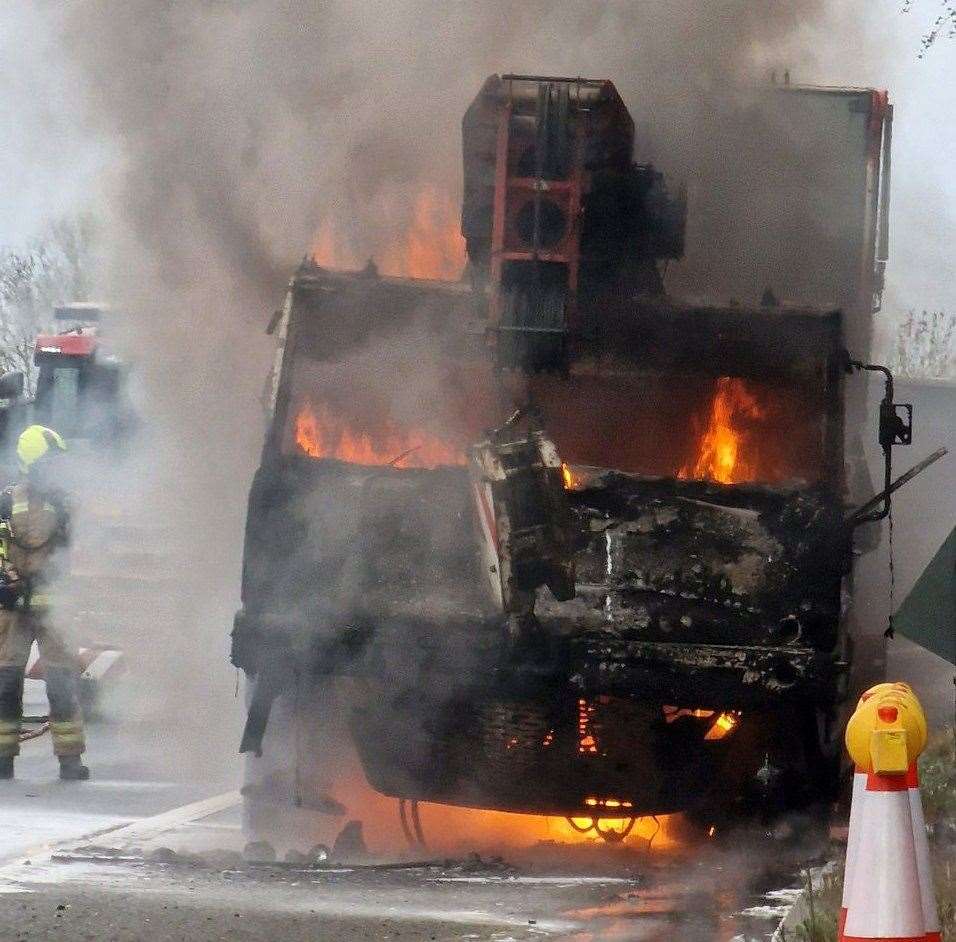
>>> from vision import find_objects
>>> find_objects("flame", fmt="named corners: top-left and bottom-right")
top-left (662, 706), bottom-right (715, 723)
top-left (311, 189), bottom-right (466, 279)
top-left (703, 711), bottom-right (741, 741)
top-left (679, 377), bottom-right (765, 485)
top-left (281, 768), bottom-right (685, 852)
top-left (577, 698), bottom-right (598, 755)
top-left (416, 804), bottom-right (684, 851)
top-left (255, 757), bottom-right (686, 855)
top-left (294, 401), bottom-right (463, 468)
top-left (379, 187), bottom-right (466, 280)
top-left (663, 706), bottom-right (742, 741)
top-left (311, 218), bottom-right (362, 270)
top-left (584, 797), bottom-right (632, 811)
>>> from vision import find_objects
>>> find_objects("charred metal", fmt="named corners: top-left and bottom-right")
top-left (234, 76), bottom-right (906, 819)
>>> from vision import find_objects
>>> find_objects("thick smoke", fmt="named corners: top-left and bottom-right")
top-left (56, 0), bottom-right (849, 504)
top-left (52, 1), bottom-right (847, 783)
top-left (61, 0), bottom-right (838, 302)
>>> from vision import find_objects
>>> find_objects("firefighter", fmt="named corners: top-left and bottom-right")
top-left (0, 425), bottom-right (88, 781)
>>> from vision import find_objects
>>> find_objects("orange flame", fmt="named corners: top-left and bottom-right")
top-left (270, 761), bottom-right (686, 854)
top-left (311, 188), bottom-right (466, 280)
top-left (679, 377), bottom-right (765, 485)
top-left (294, 400), bottom-right (463, 468)
top-left (378, 187), bottom-right (466, 280)
top-left (703, 711), bottom-right (741, 741)
top-left (311, 218), bottom-right (361, 270)
top-left (577, 697), bottom-right (598, 754)
top-left (561, 462), bottom-right (576, 489)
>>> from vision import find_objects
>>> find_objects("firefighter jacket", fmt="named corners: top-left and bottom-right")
top-left (0, 482), bottom-right (70, 609)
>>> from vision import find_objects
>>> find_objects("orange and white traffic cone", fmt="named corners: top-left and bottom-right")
top-left (907, 763), bottom-right (941, 942)
top-left (839, 767), bottom-right (868, 939)
top-left (839, 682), bottom-right (922, 939)
top-left (841, 686), bottom-right (931, 942)
top-left (841, 769), bottom-right (926, 942)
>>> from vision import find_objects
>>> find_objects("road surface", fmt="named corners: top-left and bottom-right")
top-left (0, 717), bottom-right (820, 941)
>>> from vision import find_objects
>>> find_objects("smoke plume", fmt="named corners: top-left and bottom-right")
top-left (56, 0), bottom-right (850, 496)
top-left (50, 1), bottom-right (845, 780)
top-left (61, 0), bottom-right (836, 305)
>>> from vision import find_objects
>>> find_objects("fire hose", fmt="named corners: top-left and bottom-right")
top-left (19, 721), bottom-right (50, 743)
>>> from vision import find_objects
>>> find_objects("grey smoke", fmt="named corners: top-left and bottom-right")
top-left (51, 0), bottom-right (861, 530)
top-left (39, 0), bottom-right (844, 772)
top-left (20, 1), bottom-right (934, 803)
top-left (59, 0), bottom-right (836, 308)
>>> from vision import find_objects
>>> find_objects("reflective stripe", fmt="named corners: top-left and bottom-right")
top-left (10, 502), bottom-right (28, 515)
top-left (50, 720), bottom-right (84, 750)
top-left (28, 593), bottom-right (51, 609)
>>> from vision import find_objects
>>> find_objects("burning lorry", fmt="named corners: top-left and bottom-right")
top-left (233, 76), bottom-right (911, 827)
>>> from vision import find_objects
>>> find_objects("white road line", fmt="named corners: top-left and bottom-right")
top-left (90, 790), bottom-right (241, 847)
top-left (0, 789), bottom-right (241, 887)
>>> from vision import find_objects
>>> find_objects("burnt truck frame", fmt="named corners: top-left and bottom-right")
top-left (234, 267), bottom-right (892, 819)
top-left (234, 80), bottom-right (902, 822)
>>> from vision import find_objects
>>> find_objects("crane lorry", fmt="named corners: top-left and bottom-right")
top-left (233, 76), bottom-right (916, 837)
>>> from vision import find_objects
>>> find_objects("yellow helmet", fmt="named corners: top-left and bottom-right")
top-left (17, 425), bottom-right (67, 474)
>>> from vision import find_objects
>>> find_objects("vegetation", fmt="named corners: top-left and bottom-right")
top-left (891, 309), bottom-right (956, 380)
top-left (903, 0), bottom-right (956, 55)
top-left (792, 869), bottom-right (841, 942)
top-left (921, 730), bottom-right (956, 828)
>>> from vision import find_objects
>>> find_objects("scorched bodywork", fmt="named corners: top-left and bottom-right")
top-left (233, 76), bottom-right (897, 823)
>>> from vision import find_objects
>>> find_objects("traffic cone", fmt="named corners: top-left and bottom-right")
top-left (907, 763), bottom-right (941, 942)
top-left (841, 771), bottom-right (926, 941)
top-left (839, 682), bottom-right (923, 939)
top-left (838, 767), bottom-right (868, 939)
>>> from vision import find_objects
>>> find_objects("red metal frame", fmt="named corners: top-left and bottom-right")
top-left (488, 80), bottom-right (587, 346)
top-left (34, 333), bottom-right (97, 358)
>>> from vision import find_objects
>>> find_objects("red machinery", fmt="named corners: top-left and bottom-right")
top-left (27, 303), bottom-right (135, 446)
top-left (462, 75), bottom-right (685, 370)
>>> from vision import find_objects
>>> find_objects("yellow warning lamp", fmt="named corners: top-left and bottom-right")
top-left (845, 683), bottom-right (928, 776)
top-left (856, 681), bottom-right (926, 725)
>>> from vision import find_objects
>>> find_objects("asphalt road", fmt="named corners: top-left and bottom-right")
top-left (0, 715), bottom-right (822, 941)
top-left (0, 718), bottom-right (236, 869)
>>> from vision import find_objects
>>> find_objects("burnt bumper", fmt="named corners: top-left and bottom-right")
top-left (571, 634), bottom-right (849, 708)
